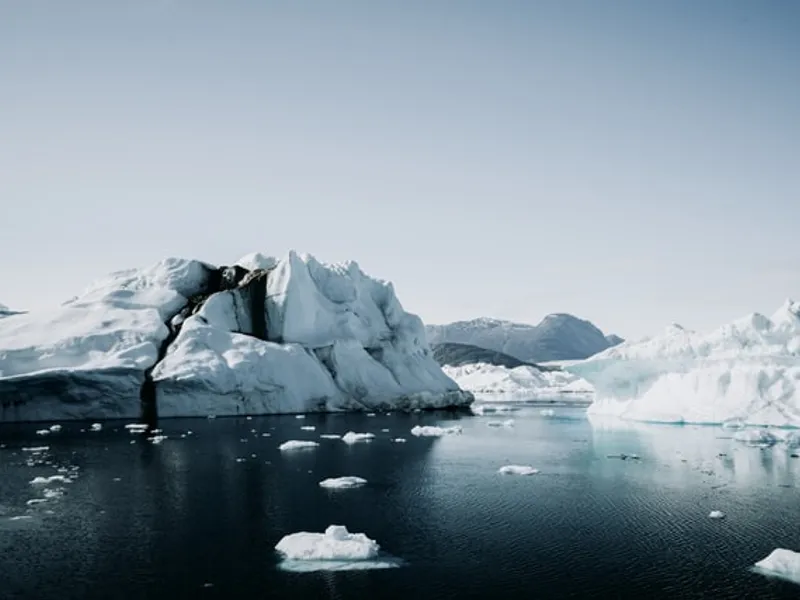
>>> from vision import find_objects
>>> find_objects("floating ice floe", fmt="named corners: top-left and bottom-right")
top-left (148, 435), bottom-right (167, 444)
top-left (35, 429), bottom-right (50, 436)
top-left (300, 426), bottom-right (316, 431)
top-left (708, 510), bottom-right (726, 519)
top-left (752, 548), bottom-right (800, 585)
top-left (319, 434), bottom-right (341, 440)
top-left (90, 423), bottom-right (102, 431)
top-left (275, 525), bottom-right (399, 572)
top-left (49, 424), bottom-right (62, 432)
top-left (319, 476), bottom-right (367, 489)
top-left (410, 425), bottom-right (462, 437)
top-left (392, 438), bottom-right (407, 443)
top-left (341, 432), bottom-right (375, 444)
top-left (30, 475), bottom-right (71, 485)
top-left (498, 465), bottom-right (539, 476)
top-left (295, 415), bottom-right (306, 419)
top-left (22, 446), bottom-right (49, 453)
top-left (487, 419), bottom-right (514, 428)
top-left (279, 440), bottom-right (320, 451)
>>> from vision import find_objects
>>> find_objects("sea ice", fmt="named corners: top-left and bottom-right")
top-left (708, 510), bottom-right (725, 519)
top-left (318, 476), bottom-right (367, 489)
top-left (30, 475), bottom-right (71, 485)
top-left (319, 434), bottom-right (342, 439)
top-left (300, 426), bottom-right (316, 431)
top-left (278, 440), bottom-right (320, 451)
top-left (498, 465), bottom-right (539, 476)
top-left (392, 438), bottom-right (407, 443)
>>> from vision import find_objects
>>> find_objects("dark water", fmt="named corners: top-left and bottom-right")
top-left (2, 405), bottom-right (800, 599)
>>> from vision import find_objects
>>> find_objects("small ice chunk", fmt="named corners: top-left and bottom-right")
top-left (708, 510), bottom-right (726, 519)
top-left (753, 548), bottom-right (800, 585)
top-left (366, 413), bottom-right (376, 417)
top-left (148, 435), bottom-right (167, 444)
top-left (22, 446), bottom-right (49, 453)
top-left (26, 498), bottom-right (48, 506)
top-left (319, 476), bottom-right (367, 489)
top-left (341, 432), bottom-right (375, 444)
top-left (487, 419), bottom-right (514, 428)
top-left (9, 516), bottom-right (33, 521)
top-left (36, 429), bottom-right (50, 436)
top-left (49, 425), bottom-right (62, 432)
top-left (279, 440), bottom-right (320, 451)
top-left (90, 423), bottom-right (102, 431)
top-left (410, 425), bottom-right (462, 437)
top-left (319, 434), bottom-right (342, 439)
top-left (295, 415), bottom-right (306, 419)
top-left (300, 426), bottom-right (316, 431)
top-left (498, 465), bottom-right (539, 476)
top-left (276, 525), bottom-right (380, 562)
top-left (381, 429), bottom-right (390, 433)
top-left (733, 429), bottom-right (778, 446)
top-left (124, 423), bottom-right (148, 431)
top-left (207, 415), bottom-right (217, 419)
top-left (392, 438), bottom-right (407, 443)
top-left (540, 409), bottom-right (555, 417)
top-left (30, 475), bottom-right (70, 485)
top-left (43, 488), bottom-right (64, 499)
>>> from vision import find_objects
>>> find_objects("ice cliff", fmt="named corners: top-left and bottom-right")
top-left (0, 251), bottom-right (471, 421)
top-left (567, 300), bottom-right (800, 427)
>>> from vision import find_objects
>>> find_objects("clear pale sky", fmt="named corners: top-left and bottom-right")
top-left (1, 0), bottom-right (798, 339)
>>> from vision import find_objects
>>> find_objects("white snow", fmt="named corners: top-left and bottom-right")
top-left (569, 300), bottom-right (800, 427)
top-left (319, 476), bottom-right (367, 489)
top-left (275, 525), bottom-right (397, 572)
top-left (498, 465), bottom-right (539, 475)
top-left (410, 425), bottom-right (462, 437)
top-left (341, 431), bottom-right (375, 444)
top-left (443, 363), bottom-right (593, 400)
top-left (278, 440), bottom-right (320, 451)
top-left (753, 548), bottom-right (800, 585)
top-left (708, 510), bottom-right (725, 519)
top-left (1, 251), bottom-right (471, 422)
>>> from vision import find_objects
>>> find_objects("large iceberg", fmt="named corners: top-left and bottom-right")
top-left (443, 362), bottom-right (593, 400)
top-left (0, 251), bottom-right (471, 421)
top-left (567, 300), bottom-right (800, 427)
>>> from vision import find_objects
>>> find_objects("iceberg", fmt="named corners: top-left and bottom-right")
top-left (753, 548), bottom-right (800, 585)
top-left (318, 476), bottom-right (367, 489)
top-left (341, 431), bottom-right (375, 444)
top-left (410, 425), bottom-right (462, 437)
top-left (0, 251), bottom-right (472, 421)
top-left (568, 300), bottom-right (800, 427)
top-left (498, 465), bottom-right (539, 476)
top-left (275, 525), bottom-right (399, 572)
top-left (278, 440), bottom-right (319, 451)
top-left (443, 363), bottom-right (593, 400)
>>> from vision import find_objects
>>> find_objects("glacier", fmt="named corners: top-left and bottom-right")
top-left (443, 362), bottom-right (593, 400)
top-left (0, 251), bottom-right (472, 421)
top-left (567, 300), bottom-right (800, 427)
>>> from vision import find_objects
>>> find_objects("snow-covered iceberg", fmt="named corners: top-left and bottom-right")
top-left (0, 251), bottom-right (472, 421)
top-left (568, 300), bottom-right (800, 427)
top-left (752, 548), bottom-right (800, 585)
top-left (443, 362), bottom-right (593, 400)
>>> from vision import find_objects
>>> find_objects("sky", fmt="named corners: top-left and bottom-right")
top-left (1, 0), bottom-right (798, 339)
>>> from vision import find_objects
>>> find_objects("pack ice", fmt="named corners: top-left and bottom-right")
top-left (567, 300), bottom-right (800, 427)
top-left (0, 251), bottom-right (472, 421)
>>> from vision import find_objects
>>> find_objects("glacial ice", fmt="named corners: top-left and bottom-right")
top-left (753, 548), bottom-right (800, 585)
top-left (341, 432), bottom-right (375, 444)
top-left (274, 525), bottom-right (397, 573)
top-left (443, 363), bottom-right (593, 400)
top-left (0, 251), bottom-right (471, 421)
top-left (569, 300), bottom-right (800, 427)
top-left (410, 425), bottom-right (462, 437)
top-left (318, 476), bottom-right (367, 489)
top-left (278, 440), bottom-right (320, 451)
top-left (498, 465), bottom-right (539, 475)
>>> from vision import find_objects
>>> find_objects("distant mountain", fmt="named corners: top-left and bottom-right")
top-left (432, 342), bottom-right (533, 369)
top-left (426, 314), bottom-right (623, 363)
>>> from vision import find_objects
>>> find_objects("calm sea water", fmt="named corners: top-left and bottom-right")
top-left (1, 405), bottom-right (799, 599)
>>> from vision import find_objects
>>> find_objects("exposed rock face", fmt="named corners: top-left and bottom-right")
top-left (0, 252), bottom-right (472, 421)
